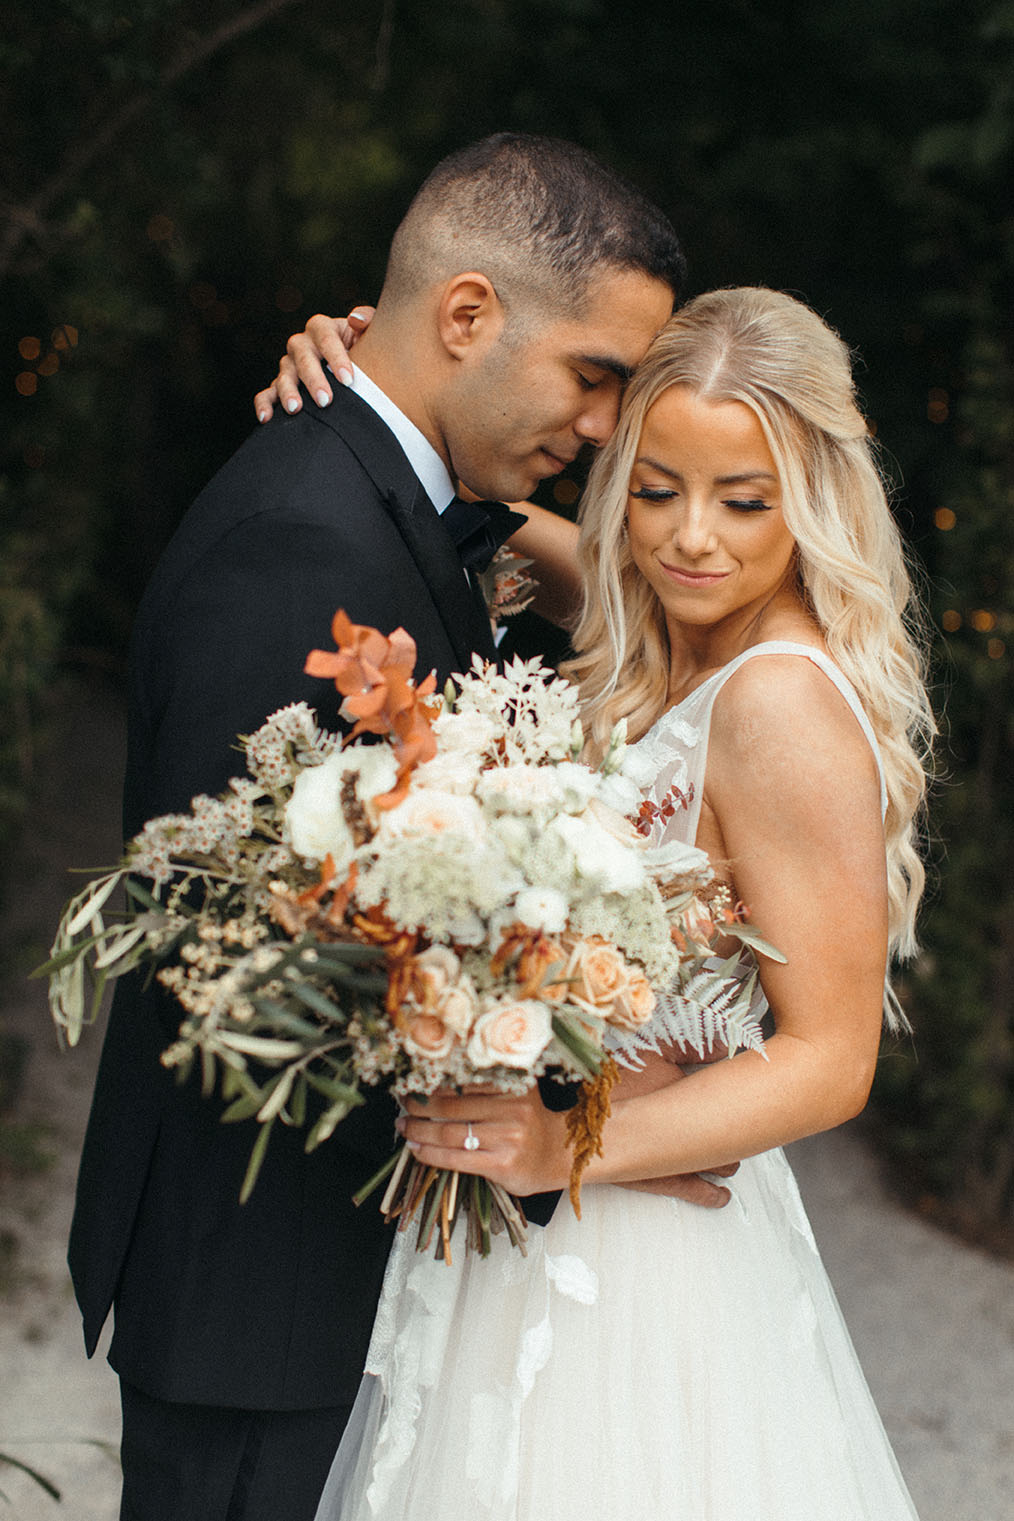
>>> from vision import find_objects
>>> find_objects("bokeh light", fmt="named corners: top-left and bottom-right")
top-left (147, 213), bottom-right (175, 242)
top-left (927, 387), bottom-right (949, 424)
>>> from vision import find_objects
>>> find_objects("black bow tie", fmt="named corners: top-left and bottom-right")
top-left (442, 496), bottom-right (528, 573)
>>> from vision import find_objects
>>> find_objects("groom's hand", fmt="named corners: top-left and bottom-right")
top-left (618, 1167), bottom-right (737, 1208)
top-left (608, 1052), bottom-right (737, 1207)
top-left (254, 307), bottom-right (375, 421)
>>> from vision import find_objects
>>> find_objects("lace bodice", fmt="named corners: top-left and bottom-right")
top-left (629, 641), bottom-right (887, 853)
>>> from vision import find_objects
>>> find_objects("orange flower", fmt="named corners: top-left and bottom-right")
top-left (305, 611), bottom-right (439, 809)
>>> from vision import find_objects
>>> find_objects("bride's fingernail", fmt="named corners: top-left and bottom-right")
top-left (350, 309), bottom-right (369, 322)
top-left (285, 398), bottom-right (299, 413)
top-left (337, 368), bottom-right (353, 387)
top-left (256, 409), bottom-right (268, 424)
top-left (395, 1116), bottom-right (406, 1135)
top-left (316, 389), bottom-right (331, 407)
top-left (405, 1140), bottom-right (420, 1153)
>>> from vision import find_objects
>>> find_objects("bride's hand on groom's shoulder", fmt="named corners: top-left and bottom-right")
top-left (254, 307), bottom-right (376, 422)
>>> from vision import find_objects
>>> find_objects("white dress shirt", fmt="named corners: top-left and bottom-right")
top-left (349, 365), bottom-right (456, 514)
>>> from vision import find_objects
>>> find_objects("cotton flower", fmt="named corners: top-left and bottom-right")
top-left (513, 886), bottom-right (569, 935)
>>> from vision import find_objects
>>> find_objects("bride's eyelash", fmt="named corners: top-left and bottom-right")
top-left (724, 498), bottom-right (771, 513)
top-left (629, 487), bottom-right (674, 501)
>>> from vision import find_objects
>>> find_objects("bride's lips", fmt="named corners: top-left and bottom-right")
top-left (658, 561), bottom-right (730, 588)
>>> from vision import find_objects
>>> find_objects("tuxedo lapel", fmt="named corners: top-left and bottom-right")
top-left (310, 390), bottom-right (497, 673)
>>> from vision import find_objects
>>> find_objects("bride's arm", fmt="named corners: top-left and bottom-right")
top-left (482, 497), bottom-right (580, 626)
top-left (399, 656), bottom-right (889, 1192)
top-left (254, 310), bottom-right (582, 624)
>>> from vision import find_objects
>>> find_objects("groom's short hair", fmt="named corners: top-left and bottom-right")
top-left (381, 133), bottom-right (686, 323)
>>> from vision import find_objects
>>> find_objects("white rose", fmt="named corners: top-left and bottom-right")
top-left (283, 754), bottom-right (355, 866)
top-left (467, 999), bottom-right (553, 1069)
top-left (595, 769), bottom-right (642, 818)
top-left (585, 795), bottom-right (644, 847)
top-left (432, 709), bottom-right (498, 755)
top-left (410, 748), bottom-right (483, 795)
top-left (377, 789), bottom-right (485, 841)
top-left (548, 812), bottom-right (646, 895)
top-left (513, 886), bottom-right (570, 935)
top-left (477, 764), bottom-right (558, 816)
top-left (642, 838), bottom-right (712, 882)
top-left (549, 762), bottom-right (600, 814)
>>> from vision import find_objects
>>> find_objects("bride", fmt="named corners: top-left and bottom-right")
top-left (266, 287), bottom-right (933, 1519)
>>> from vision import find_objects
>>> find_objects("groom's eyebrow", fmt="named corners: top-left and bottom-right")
top-left (577, 352), bottom-right (636, 382)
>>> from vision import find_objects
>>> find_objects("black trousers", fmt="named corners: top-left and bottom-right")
top-left (119, 1382), bottom-right (355, 1521)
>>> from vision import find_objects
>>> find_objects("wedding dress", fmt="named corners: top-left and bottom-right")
top-left (315, 642), bottom-right (919, 1520)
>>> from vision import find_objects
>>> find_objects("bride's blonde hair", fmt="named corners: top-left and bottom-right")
top-left (567, 287), bottom-right (934, 996)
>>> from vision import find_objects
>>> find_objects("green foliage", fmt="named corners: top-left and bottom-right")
top-left (1, 0), bottom-right (1012, 1240)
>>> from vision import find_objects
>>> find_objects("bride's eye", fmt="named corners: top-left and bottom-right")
top-left (723, 498), bottom-right (771, 513)
top-left (629, 487), bottom-right (676, 502)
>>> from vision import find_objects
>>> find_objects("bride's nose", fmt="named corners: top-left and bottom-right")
top-left (673, 502), bottom-right (717, 559)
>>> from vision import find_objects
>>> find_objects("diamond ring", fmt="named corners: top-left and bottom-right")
top-left (463, 1122), bottom-right (480, 1152)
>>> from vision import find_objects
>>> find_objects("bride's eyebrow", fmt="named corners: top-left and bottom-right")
top-left (634, 455), bottom-right (682, 478)
top-left (632, 458), bottom-right (779, 486)
top-left (717, 470), bottom-right (778, 486)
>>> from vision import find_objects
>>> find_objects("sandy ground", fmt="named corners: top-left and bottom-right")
top-left (0, 673), bottom-right (1011, 1518)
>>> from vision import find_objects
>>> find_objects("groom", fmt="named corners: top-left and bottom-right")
top-left (71, 134), bottom-right (703, 1521)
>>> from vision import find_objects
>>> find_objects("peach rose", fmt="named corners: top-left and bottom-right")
top-left (570, 937), bottom-right (632, 1007)
top-left (402, 1011), bottom-right (458, 1062)
top-left (467, 999), bottom-right (553, 1069)
top-left (613, 972), bottom-right (657, 1029)
top-left (438, 979), bottom-right (480, 1037)
top-left (411, 945), bottom-right (461, 1005)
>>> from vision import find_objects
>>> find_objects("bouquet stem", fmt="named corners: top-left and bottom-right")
top-left (355, 1142), bottom-right (529, 1264)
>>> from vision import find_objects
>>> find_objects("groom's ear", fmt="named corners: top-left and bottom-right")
top-left (436, 273), bottom-right (505, 360)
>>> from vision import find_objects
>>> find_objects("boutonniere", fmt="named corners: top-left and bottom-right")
top-left (478, 546), bottom-right (538, 620)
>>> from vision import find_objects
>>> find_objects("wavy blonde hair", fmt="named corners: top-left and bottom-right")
top-left (567, 288), bottom-right (934, 996)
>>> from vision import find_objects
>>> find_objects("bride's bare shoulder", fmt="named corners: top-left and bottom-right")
top-left (707, 652), bottom-right (880, 807)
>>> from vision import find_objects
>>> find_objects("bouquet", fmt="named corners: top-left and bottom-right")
top-left (40, 612), bottom-right (770, 1262)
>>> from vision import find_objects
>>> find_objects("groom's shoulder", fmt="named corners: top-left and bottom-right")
top-left (200, 398), bottom-right (385, 521)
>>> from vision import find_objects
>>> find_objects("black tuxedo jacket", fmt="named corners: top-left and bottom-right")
top-left (69, 388), bottom-right (519, 1410)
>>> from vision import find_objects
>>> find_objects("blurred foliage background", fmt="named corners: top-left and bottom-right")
top-left (2, 0), bottom-right (1011, 1249)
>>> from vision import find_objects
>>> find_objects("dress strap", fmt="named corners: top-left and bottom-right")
top-left (642, 642), bottom-right (888, 830)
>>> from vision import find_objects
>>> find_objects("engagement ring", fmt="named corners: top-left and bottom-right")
top-left (463, 1122), bottom-right (480, 1152)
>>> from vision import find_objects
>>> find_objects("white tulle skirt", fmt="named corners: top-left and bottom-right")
top-left (315, 1149), bottom-right (919, 1520)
